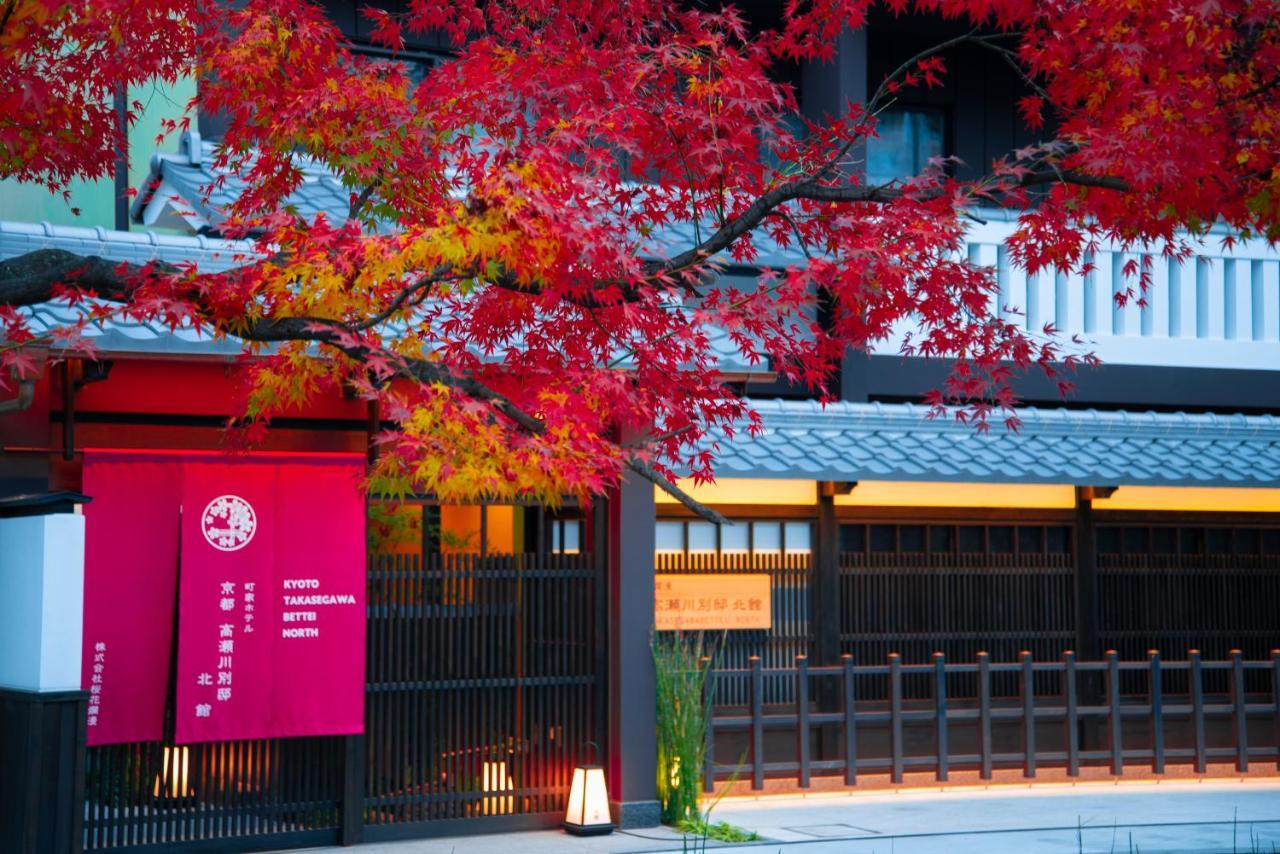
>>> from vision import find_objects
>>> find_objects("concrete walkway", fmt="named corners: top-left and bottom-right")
top-left (287, 779), bottom-right (1280, 854)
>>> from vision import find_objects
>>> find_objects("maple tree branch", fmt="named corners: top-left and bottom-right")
top-left (625, 456), bottom-right (728, 525)
top-left (867, 27), bottom-right (982, 113)
top-left (348, 174), bottom-right (384, 221)
top-left (348, 264), bottom-right (455, 331)
top-left (1017, 169), bottom-right (1127, 192)
top-left (657, 181), bottom-right (900, 274)
top-left (0, 1), bottom-right (18, 37)
top-left (250, 317), bottom-right (728, 522)
top-left (969, 35), bottom-right (1051, 104)
top-left (226, 315), bottom-right (730, 523)
top-left (658, 157), bottom-right (1126, 277)
top-left (0, 249), bottom-right (152, 305)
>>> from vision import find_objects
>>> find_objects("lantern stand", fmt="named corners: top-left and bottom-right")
top-left (562, 741), bottom-right (613, 836)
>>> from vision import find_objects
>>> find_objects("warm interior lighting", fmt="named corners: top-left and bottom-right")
top-left (482, 760), bottom-right (515, 815)
top-left (1090, 486), bottom-right (1280, 513)
top-left (440, 504), bottom-right (483, 553)
top-left (653, 478), bottom-right (816, 506)
top-left (563, 764), bottom-right (613, 836)
top-left (834, 481), bottom-right (1077, 509)
top-left (153, 746), bottom-right (192, 799)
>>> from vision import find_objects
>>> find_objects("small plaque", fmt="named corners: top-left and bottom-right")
top-left (654, 574), bottom-right (771, 630)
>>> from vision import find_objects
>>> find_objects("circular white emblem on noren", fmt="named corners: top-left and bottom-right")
top-left (201, 495), bottom-right (257, 552)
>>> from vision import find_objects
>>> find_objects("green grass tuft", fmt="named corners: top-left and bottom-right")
top-left (676, 817), bottom-right (761, 843)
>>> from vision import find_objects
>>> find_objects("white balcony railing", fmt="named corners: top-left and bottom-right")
top-left (883, 213), bottom-right (1280, 371)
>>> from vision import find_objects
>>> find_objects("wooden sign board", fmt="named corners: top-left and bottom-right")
top-left (654, 574), bottom-right (771, 630)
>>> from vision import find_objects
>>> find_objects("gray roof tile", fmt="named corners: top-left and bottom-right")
top-left (700, 399), bottom-right (1280, 488)
top-left (2, 219), bottom-right (762, 369)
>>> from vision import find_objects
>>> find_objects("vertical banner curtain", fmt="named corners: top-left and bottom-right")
top-left (80, 451), bottom-right (366, 746)
top-left (81, 452), bottom-right (182, 746)
top-left (175, 456), bottom-right (366, 743)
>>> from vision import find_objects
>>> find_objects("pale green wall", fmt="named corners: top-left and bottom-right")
top-left (0, 76), bottom-right (197, 230)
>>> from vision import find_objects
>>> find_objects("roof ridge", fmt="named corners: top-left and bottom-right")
top-left (744, 398), bottom-right (1280, 438)
top-left (0, 218), bottom-right (254, 252)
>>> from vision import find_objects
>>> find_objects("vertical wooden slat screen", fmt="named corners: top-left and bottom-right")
top-left (360, 547), bottom-right (599, 829)
top-left (83, 735), bottom-right (343, 850)
top-left (1097, 523), bottom-right (1280, 694)
top-left (654, 551), bottom-right (813, 705)
top-left (363, 550), bottom-right (599, 831)
top-left (84, 546), bottom-right (600, 851)
top-left (838, 523), bottom-right (1075, 699)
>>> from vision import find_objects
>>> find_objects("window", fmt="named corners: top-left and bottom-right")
top-left (865, 106), bottom-right (946, 186)
top-left (721, 523), bottom-right (750, 554)
top-left (550, 519), bottom-right (581, 555)
top-left (652, 519), bottom-right (814, 556)
top-left (655, 521), bottom-right (685, 554)
top-left (784, 522), bottom-right (812, 554)
top-left (687, 522), bottom-right (717, 554)
top-left (752, 522), bottom-right (782, 554)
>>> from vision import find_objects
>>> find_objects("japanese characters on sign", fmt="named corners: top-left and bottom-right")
top-left (81, 450), bottom-right (365, 746)
top-left (175, 458), bottom-right (365, 743)
top-left (82, 452), bottom-right (182, 746)
top-left (86, 641), bottom-right (106, 730)
top-left (653, 574), bottom-right (772, 630)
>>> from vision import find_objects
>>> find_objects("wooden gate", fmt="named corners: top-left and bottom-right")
top-left (82, 548), bottom-right (603, 851)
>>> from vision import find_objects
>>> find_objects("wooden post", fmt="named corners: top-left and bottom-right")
top-left (1063, 650), bottom-right (1079, 776)
top-left (751, 656), bottom-right (764, 791)
top-left (842, 654), bottom-right (857, 786)
top-left (1021, 651), bottom-right (1036, 779)
top-left (1231, 650), bottom-right (1249, 773)
top-left (813, 484), bottom-right (842, 764)
top-left (1190, 649), bottom-right (1206, 774)
top-left (978, 651), bottom-right (992, 780)
top-left (813, 484), bottom-right (842, 667)
top-left (340, 734), bottom-right (366, 845)
top-left (1107, 650), bottom-right (1122, 775)
top-left (796, 655), bottom-right (811, 788)
top-left (1149, 650), bottom-right (1164, 774)
top-left (934, 652), bottom-right (948, 782)
top-left (889, 653), bottom-right (903, 784)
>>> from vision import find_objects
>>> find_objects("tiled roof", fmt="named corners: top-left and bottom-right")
top-left (0, 219), bottom-right (254, 272)
top-left (708, 400), bottom-right (1280, 487)
top-left (131, 133), bottom-right (361, 234)
top-left (0, 220), bottom-right (765, 370)
top-left (1, 220), bottom-right (256, 356)
top-left (130, 133), bottom-right (810, 268)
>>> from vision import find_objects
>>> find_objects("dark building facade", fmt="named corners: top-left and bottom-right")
top-left (2, 4), bottom-right (1280, 853)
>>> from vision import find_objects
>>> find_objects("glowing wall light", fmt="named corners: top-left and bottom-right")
top-left (482, 760), bottom-right (515, 815)
top-left (1090, 486), bottom-right (1280, 513)
top-left (834, 481), bottom-right (1077, 509)
top-left (652, 478), bottom-right (817, 506)
top-left (153, 746), bottom-right (192, 799)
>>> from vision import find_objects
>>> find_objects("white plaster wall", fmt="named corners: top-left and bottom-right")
top-left (0, 513), bottom-right (85, 692)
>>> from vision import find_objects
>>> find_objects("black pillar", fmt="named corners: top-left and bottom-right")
top-left (0, 689), bottom-right (86, 854)
top-left (813, 484), bottom-right (844, 761)
top-left (799, 27), bottom-right (870, 404)
top-left (813, 483), bottom-right (842, 667)
top-left (1073, 487), bottom-right (1102, 662)
top-left (1073, 487), bottom-right (1106, 751)
top-left (605, 473), bottom-right (659, 827)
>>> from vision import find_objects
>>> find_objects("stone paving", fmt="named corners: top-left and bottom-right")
top-left (285, 779), bottom-right (1280, 854)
